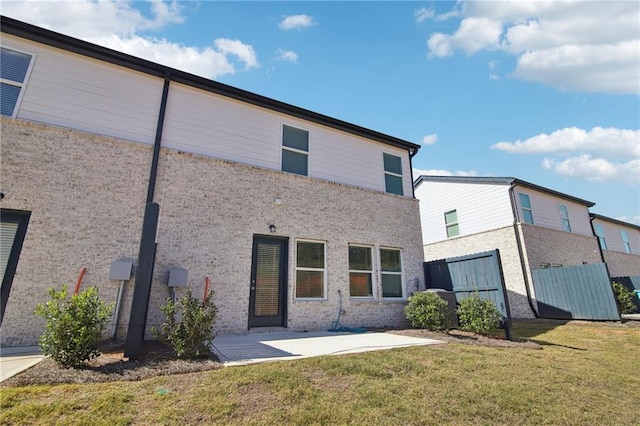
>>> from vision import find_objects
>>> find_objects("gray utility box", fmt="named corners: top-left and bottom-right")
top-left (425, 289), bottom-right (459, 328)
top-left (168, 267), bottom-right (188, 287)
top-left (109, 260), bottom-right (133, 281)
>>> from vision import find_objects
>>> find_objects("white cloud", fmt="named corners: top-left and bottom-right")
top-left (615, 215), bottom-right (640, 226)
top-left (542, 155), bottom-right (639, 184)
top-left (2, 0), bottom-right (259, 79)
top-left (421, 134), bottom-right (438, 145)
top-left (278, 15), bottom-right (316, 31)
top-left (492, 127), bottom-right (640, 159)
top-left (275, 49), bottom-right (299, 63)
top-left (413, 168), bottom-right (478, 178)
top-left (425, 1), bottom-right (640, 95)
top-left (415, 7), bottom-right (435, 24)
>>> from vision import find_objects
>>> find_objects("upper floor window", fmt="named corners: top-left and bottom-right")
top-left (595, 224), bottom-right (607, 250)
top-left (558, 204), bottom-right (572, 232)
top-left (281, 125), bottom-right (308, 176)
top-left (445, 210), bottom-right (459, 238)
top-left (295, 240), bottom-right (326, 299)
top-left (349, 245), bottom-right (373, 298)
top-left (383, 153), bottom-right (403, 195)
top-left (621, 230), bottom-right (632, 254)
top-left (519, 193), bottom-right (534, 224)
top-left (1, 47), bottom-right (34, 117)
top-left (380, 248), bottom-right (403, 298)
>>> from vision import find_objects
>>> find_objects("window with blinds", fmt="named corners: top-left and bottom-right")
top-left (1, 47), bottom-right (34, 117)
top-left (295, 240), bottom-right (326, 299)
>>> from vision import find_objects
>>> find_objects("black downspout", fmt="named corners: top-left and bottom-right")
top-left (508, 183), bottom-right (539, 318)
top-left (124, 72), bottom-right (171, 359)
top-left (589, 216), bottom-right (607, 264)
top-left (409, 148), bottom-right (418, 199)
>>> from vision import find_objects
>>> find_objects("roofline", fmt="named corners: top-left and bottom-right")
top-left (0, 16), bottom-right (420, 154)
top-left (413, 175), bottom-right (595, 207)
top-left (590, 213), bottom-right (640, 230)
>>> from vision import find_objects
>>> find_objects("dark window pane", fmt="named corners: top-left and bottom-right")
top-left (444, 210), bottom-right (457, 225)
top-left (283, 125), bottom-right (309, 151)
top-left (446, 224), bottom-right (459, 238)
top-left (523, 210), bottom-right (534, 224)
top-left (296, 270), bottom-right (323, 298)
top-left (349, 272), bottom-right (372, 297)
top-left (380, 249), bottom-right (401, 272)
top-left (383, 153), bottom-right (402, 174)
top-left (382, 274), bottom-right (402, 298)
top-left (282, 149), bottom-right (308, 176)
top-left (519, 193), bottom-right (531, 209)
top-left (297, 241), bottom-right (324, 269)
top-left (349, 246), bottom-right (372, 271)
top-left (1, 83), bottom-right (21, 116)
top-left (384, 174), bottom-right (403, 195)
top-left (1, 48), bottom-right (31, 82)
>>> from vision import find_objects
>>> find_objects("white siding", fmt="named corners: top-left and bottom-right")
top-left (163, 83), bottom-right (412, 194)
top-left (3, 35), bottom-right (162, 145)
top-left (415, 180), bottom-right (513, 244)
top-left (514, 186), bottom-right (592, 236)
top-left (592, 217), bottom-right (640, 254)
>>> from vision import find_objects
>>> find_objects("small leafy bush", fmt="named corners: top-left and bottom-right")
top-left (612, 281), bottom-right (637, 315)
top-left (153, 289), bottom-right (218, 359)
top-left (34, 285), bottom-right (113, 368)
top-left (456, 294), bottom-right (502, 334)
top-left (404, 291), bottom-right (451, 331)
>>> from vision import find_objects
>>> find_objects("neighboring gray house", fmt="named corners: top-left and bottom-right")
top-left (0, 17), bottom-right (425, 347)
top-left (414, 176), bottom-right (607, 319)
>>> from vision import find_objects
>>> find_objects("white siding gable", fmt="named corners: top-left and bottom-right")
top-left (514, 186), bottom-right (592, 236)
top-left (415, 180), bottom-right (513, 244)
top-left (3, 35), bottom-right (162, 145)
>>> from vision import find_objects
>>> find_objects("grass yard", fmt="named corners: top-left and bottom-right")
top-left (1, 320), bottom-right (639, 425)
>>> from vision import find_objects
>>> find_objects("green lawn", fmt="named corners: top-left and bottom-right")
top-left (2, 320), bottom-right (639, 425)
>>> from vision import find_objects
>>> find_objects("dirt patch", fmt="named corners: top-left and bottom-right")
top-left (1, 341), bottom-right (222, 387)
top-left (384, 328), bottom-right (543, 349)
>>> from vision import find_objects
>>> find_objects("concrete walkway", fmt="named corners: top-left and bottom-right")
top-left (210, 330), bottom-right (444, 366)
top-left (0, 346), bottom-right (45, 382)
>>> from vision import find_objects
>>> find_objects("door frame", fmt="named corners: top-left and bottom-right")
top-left (1, 208), bottom-right (31, 326)
top-left (248, 235), bottom-right (288, 328)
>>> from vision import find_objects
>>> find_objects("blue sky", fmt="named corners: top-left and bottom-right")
top-left (3, 1), bottom-right (639, 223)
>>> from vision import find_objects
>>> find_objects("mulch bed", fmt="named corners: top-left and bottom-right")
top-left (386, 328), bottom-right (543, 349)
top-left (1, 341), bottom-right (222, 387)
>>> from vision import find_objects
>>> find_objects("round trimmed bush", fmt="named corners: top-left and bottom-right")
top-left (404, 291), bottom-right (451, 330)
top-left (456, 294), bottom-right (502, 334)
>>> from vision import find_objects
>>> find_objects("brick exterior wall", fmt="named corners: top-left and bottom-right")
top-left (1, 118), bottom-right (424, 345)
top-left (602, 251), bottom-right (640, 277)
top-left (423, 225), bottom-right (535, 319)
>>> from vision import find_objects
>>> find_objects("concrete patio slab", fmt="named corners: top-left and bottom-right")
top-left (210, 330), bottom-right (444, 366)
top-left (0, 346), bottom-right (45, 382)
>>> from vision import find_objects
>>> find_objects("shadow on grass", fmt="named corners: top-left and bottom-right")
top-left (512, 319), bottom-right (587, 351)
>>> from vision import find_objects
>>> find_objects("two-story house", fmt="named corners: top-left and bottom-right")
top-left (590, 213), bottom-right (640, 279)
top-left (414, 175), bottom-right (612, 319)
top-left (0, 17), bottom-right (425, 347)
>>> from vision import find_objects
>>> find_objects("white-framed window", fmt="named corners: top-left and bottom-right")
top-left (1, 47), bottom-right (34, 118)
top-left (380, 248), bottom-right (403, 298)
top-left (282, 124), bottom-right (309, 176)
top-left (595, 224), bottom-right (607, 250)
top-left (383, 153), bottom-right (403, 195)
top-left (445, 210), bottom-right (459, 238)
top-left (621, 230), bottom-right (632, 254)
top-left (558, 204), bottom-right (572, 232)
top-left (519, 193), bottom-right (534, 224)
top-left (348, 245), bottom-right (374, 298)
top-left (295, 240), bottom-right (326, 299)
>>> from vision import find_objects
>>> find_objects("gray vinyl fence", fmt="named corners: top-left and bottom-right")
top-left (423, 249), bottom-right (511, 336)
top-left (532, 263), bottom-right (620, 320)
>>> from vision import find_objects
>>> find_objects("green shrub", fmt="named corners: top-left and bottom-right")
top-left (34, 285), bottom-right (113, 368)
top-left (404, 291), bottom-right (451, 331)
top-left (153, 290), bottom-right (218, 359)
top-left (612, 281), bottom-right (637, 315)
top-left (456, 294), bottom-right (503, 334)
